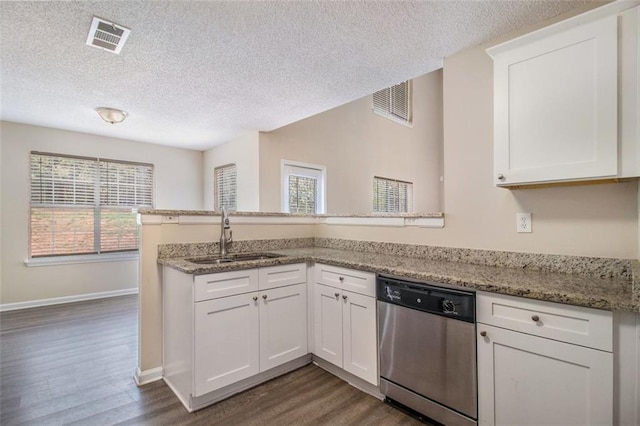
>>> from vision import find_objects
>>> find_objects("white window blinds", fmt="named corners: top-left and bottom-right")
top-left (214, 164), bottom-right (237, 211)
top-left (373, 176), bottom-right (413, 213)
top-left (288, 175), bottom-right (317, 214)
top-left (30, 152), bottom-right (154, 257)
top-left (373, 80), bottom-right (412, 124)
top-left (100, 161), bottom-right (154, 207)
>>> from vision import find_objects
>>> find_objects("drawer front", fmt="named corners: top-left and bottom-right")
top-left (315, 263), bottom-right (375, 297)
top-left (194, 269), bottom-right (259, 302)
top-left (477, 291), bottom-right (612, 351)
top-left (259, 263), bottom-right (306, 291)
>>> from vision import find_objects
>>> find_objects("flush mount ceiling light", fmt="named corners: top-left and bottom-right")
top-left (96, 107), bottom-right (128, 124)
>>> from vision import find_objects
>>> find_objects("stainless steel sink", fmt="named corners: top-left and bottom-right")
top-left (186, 252), bottom-right (285, 264)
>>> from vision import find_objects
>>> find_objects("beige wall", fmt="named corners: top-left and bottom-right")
top-left (0, 122), bottom-right (204, 305)
top-left (314, 8), bottom-right (638, 260)
top-left (139, 221), bottom-right (316, 371)
top-left (259, 69), bottom-right (443, 214)
top-left (203, 131), bottom-right (260, 211)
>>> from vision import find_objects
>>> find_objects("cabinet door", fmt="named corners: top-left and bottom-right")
top-left (259, 283), bottom-right (308, 371)
top-left (194, 293), bottom-right (259, 396)
top-left (342, 290), bottom-right (378, 385)
top-left (313, 283), bottom-right (343, 367)
top-left (477, 324), bottom-right (613, 426)
top-left (491, 15), bottom-right (618, 186)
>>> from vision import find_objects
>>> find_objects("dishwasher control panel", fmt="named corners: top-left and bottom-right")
top-left (377, 275), bottom-right (475, 323)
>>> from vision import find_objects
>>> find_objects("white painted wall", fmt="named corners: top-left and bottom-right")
top-left (0, 121), bottom-right (203, 306)
top-left (203, 132), bottom-right (260, 211)
top-left (259, 70), bottom-right (443, 214)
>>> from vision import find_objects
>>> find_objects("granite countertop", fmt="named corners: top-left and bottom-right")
top-left (158, 247), bottom-right (638, 313)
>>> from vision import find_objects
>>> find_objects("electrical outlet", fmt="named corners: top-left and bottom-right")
top-left (516, 213), bottom-right (532, 233)
top-left (161, 215), bottom-right (179, 224)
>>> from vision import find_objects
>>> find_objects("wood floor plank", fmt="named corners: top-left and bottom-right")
top-left (0, 295), bottom-right (426, 425)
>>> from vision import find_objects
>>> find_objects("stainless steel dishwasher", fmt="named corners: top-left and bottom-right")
top-left (377, 275), bottom-right (477, 426)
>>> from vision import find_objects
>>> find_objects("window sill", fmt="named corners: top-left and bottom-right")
top-left (25, 252), bottom-right (139, 267)
top-left (372, 110), bottom-right (413, 128)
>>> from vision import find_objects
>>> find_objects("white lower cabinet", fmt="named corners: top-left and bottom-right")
top-left (314, 283), bottom-right (344, 366)
top-left (163, 263), bottom-right (307, 411)
top-left (477, 292), bottom-right (614, 426)
top-left (477, 324), bottom-right (613, 426)
top-left (194, 292), bottom-right (260, 397)
top-left (341, 290), bottom-right (377, 384)
top-left (313, 263), bottom-right (378, 386)
top-left (259, 283), bottom-right (308, 371)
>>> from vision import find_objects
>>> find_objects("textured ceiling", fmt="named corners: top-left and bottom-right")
top-left (1, 0), bottom-right (595, 151)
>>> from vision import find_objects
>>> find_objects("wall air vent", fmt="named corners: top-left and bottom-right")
top-left (86, 16), bottom-right (130, 54)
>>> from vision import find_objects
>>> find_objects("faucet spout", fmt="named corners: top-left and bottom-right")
top-left (219, 207), bottom-right (232, 256)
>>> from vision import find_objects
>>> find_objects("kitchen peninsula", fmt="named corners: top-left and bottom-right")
top-left (139, 209), bottom-right (640, 425)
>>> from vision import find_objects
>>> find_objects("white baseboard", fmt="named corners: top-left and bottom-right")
top-left (0, 288), bottom-right (139, 312)
top-left (134, 366), bottom-right (164, 386)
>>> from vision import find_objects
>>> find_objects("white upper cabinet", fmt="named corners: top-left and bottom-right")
top-left (488, 2), bottom-right (640, 187)
top-left (620, 6), bottom-right (640, 176)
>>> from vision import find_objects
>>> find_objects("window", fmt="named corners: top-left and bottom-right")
top-left (29, 152), bottom-right (153, 257)
top-left (281, 161), bottom-right (326, 214)
top-left (214, 163), bottom-right (237, 211)
top-left (373, 176), bottom-right (413, 213)
top-left (372, 80), bottom-right (412, 125)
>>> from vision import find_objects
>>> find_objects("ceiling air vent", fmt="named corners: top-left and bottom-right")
top-left (86, 16), bottom-right (130, 54)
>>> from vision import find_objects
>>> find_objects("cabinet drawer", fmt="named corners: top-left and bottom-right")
top-left (194, 269), bottom-right (259, 302)
top-left (314, 263), bottom-right (375, 297)
top-left (477, 292), bottom-right (612, 351)
top-left (259, 263), bottom-right (306, 291)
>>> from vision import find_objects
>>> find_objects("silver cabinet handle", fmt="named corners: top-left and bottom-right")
top-left (480, 331), bottom-right (487, 337)
top-left (334, 292), bottom-right (340, 299)
top-left (497, 174), bottom-right (505, 181)
top-left (531, 315), bottom-right (540, 322)
top-left (262, 294), bottom-right (268, 300)
top-left (252, 296), bottom-right (258, 302)
top-left (342, 295), bottom-right (348, 301)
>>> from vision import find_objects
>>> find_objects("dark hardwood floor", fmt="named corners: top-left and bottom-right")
top-left (0, 295), bottom-right (423, 425)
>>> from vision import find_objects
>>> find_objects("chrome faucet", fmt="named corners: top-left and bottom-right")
top-left (219, 207), bottom-right (233, 257)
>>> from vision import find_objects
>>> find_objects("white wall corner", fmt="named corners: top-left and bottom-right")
top-left (203, 131), bottom-right (260, 212)
top-left (134, 366), bottom-right (164, 386)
